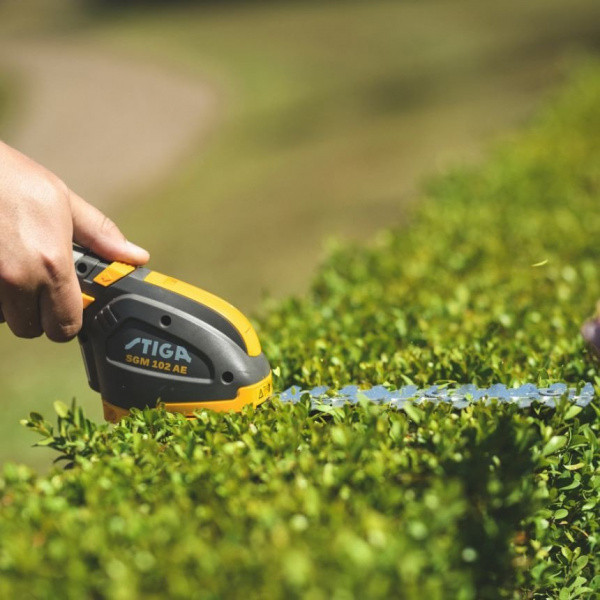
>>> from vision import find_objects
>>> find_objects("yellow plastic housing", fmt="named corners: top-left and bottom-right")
top-left (144, 271), bottom-right (262, 357)
top-left (101, 372), bottom-right (273, 423)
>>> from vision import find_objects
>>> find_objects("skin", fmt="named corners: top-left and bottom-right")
top-left (0, 141), bottom-right (149, 342)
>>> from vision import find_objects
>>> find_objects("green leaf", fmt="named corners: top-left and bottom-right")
top-left (53, 401), bottom-right (69, 418)
top-left (560, 545), bottom-right (572, 561)
top-left (572, 555), bottom-right (589, 575)
top-left (403, 402), bottom-right (423, 424)
top-left (564, 405), bottom-right (582, 420)
top-left (28, 412), bottom-right (43, 423)
top-left (542, 435), bottom-right (568, 457)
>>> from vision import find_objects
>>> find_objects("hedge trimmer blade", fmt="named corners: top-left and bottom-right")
top-left (280, 382), bottom-right (595, 409)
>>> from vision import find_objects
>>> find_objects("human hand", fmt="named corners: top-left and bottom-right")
top-left (0, 141), bottom-right (149, 341)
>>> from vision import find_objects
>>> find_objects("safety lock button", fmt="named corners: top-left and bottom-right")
top-left (93, 261), bottom-right (135, 287)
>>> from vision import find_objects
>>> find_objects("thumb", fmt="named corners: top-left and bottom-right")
top-left (70, 191), bottom-right (149, 265)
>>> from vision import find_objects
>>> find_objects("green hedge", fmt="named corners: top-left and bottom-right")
top-left (1, 63), bottom-right (599, 598)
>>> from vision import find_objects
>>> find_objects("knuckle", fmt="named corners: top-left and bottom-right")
top-left (40, 176), bottom-right (69, 206)
top-left (46, 317), bottom-right (82, 343)
top-left (0, 263), bottom-right (31, 290)
top-left (39, 248), bottom-right (70, 284)
top-left (26, 175), bottom-right (68, 211)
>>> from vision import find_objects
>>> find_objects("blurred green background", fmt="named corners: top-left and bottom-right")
top-left (0, 0), bottom-right (599, 468)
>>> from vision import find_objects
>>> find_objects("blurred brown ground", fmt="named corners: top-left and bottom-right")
top-left (0, 39), bottom-right (217, 208)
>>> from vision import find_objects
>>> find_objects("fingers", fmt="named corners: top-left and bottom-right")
top-left (0, 289), bottom-right (43, 339)
top-left (39, 261), bottom-right (82, 343)
top-left (70, 191), bottom-right (149, 265)
top-left (0, 250), bottom-right (82, 343)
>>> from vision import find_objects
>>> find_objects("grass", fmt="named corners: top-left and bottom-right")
top-left (0, 0), bottom-right (599, 468)
top-left (0, 60), bottom-right (598, 598)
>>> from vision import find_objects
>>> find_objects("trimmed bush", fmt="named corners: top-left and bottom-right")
top-left (1, 63), bottom-right (599, 598)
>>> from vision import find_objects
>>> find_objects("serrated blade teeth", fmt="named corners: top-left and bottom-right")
top-left (280, 383), bottom-right (595, 408)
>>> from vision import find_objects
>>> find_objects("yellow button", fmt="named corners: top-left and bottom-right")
top-left (93, 262), bottom-right (135, 287)
top-left (82, 293), bottom-right (95, 309)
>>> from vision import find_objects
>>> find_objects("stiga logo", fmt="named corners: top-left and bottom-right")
top-left (124, 337), bottom-right (192, 363)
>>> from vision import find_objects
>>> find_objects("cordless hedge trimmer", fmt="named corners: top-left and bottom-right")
top-left (74, 246), bottom-right (597, 422)
top-left (74, 245), bottom-right (272, 422)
